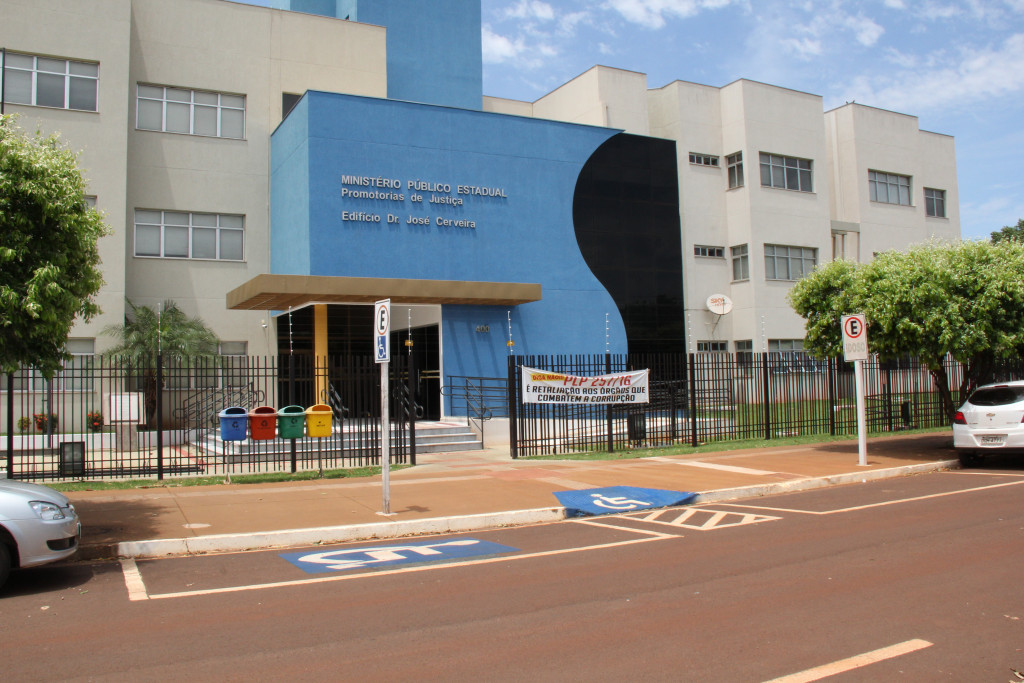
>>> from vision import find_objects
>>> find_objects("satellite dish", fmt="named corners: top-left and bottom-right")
top-left (706, 294), bottom-right (733, 315)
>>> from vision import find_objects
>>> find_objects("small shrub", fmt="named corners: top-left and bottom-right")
top-left (34, 412), bottom-right (58, 432)
top-left (87, 411), bottom-right (104, 432)
top-left (17, 416), bottom-right (31, 433)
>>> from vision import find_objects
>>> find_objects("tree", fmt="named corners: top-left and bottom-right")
top-left (0, 115), bottom-right (107, 377)
top-left (991, 218), bottom-right (1024, 244)
top-left (103, 299), bottom-right (219, 425)
top-left (789, 240), bottom-right (1024, 420)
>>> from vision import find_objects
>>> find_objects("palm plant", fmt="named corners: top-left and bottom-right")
top-left (103, 299), bottom-right (219, 426)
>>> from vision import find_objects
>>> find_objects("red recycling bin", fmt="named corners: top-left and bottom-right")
top-left (248, 406), bottom-right (278, 441)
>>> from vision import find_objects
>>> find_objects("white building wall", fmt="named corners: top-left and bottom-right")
top-left (533, 66), bottom-right (650, 135)
top-left (124, 0), bottom-right (387, 356)
top-left (825, 104), bottom-right (959, 260)
top-left (3, 0), bottom-right (134, 347)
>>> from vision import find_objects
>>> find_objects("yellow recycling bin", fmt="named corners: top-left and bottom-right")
top-left (304, 403), bottom-right (333, 437)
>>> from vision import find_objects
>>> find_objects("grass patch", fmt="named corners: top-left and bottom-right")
top-left (520, 426), bottom-right (950, 461)
top-left (48, 464), bottom-right (410, 492)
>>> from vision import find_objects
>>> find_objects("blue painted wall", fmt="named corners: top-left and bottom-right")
top-left (279, 0), bottom-right (482, 110)
top-left (270, 91), bottom-right (627, 383)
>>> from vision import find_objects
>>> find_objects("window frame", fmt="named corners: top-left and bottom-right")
top-left (727, 152), bottom-right (744, 189)
top-left (759, 153), bottom-right (813, 192)
top-left (688, 152), bottom-right (720, 167)
top-left (869, 170), bottom-right (912, 206)
top-left (697, 340), bottom-right (728, 353)
top-left (768, 339), bottom-right (825, 373)
top-left (136, 83), bottom-right (246, 139)
top-left (134, 209), bottom-right (245, 261)
top-left (2, 51), bottom-right (99, 112)
top-left (731, 244), bottom-right (749, 281)
top-left (924, 187), bottom-right (946, 217)
top-left (694, 245), bottom-right (725, 258)
top-left (10, 339), bottom-right (95, 392)
top-left (764, 243), bottom-right (817, 281)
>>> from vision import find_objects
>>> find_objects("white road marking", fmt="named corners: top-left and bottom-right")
top-left (143, 528), bottom-right (676, 600)
top-left (661, 459), bottom-right (777, 475)
top-left (633, 507), bottom-right (782, 530)
top-left (762, 638), bottom-right (932, 682)
top-left (120, 558), bottom-right (150, 601)
top-left (725, 478), bottom-right (1024, 515)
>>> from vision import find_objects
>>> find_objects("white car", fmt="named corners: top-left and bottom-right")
top-left (953, 380), bottom-right (1024, 466)
top-left (0, 480), bottom-right (81, 590)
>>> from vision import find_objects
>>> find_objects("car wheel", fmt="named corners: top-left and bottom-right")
top-left (959, 451), bottom-right (983, 468)
top-left (0, 542), bottom-right (11, 590)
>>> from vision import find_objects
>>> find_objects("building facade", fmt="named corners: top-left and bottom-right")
top-left (1, 0), bottom-right (959, 415)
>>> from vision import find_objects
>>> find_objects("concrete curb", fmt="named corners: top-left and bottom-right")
top-left (693, 459), bottom-right (960, 504)
top-left (79, 459), bottom-right (959, 560)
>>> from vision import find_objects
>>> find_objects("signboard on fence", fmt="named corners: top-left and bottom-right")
top-left (521, 366), bottom-right (649, 405)
top-left (107, 392), bottom-right (143, 425)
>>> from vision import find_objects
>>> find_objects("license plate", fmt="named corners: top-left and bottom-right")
top-left (980, 435), bottom-right (1007, 445)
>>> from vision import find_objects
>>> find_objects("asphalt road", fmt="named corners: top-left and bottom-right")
top-left (4, 462), bottom-right (1024, 681)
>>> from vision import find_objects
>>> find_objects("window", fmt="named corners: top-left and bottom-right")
top-left (869, 171), bottom-right (911, 206)
top-left (134, 209), bottom-right (244, 260)
top-left (689, 152), bottom-right (719, 167)
top-left (168, 342), bottom-right (249, 390)
top-left (760, 153), bottom-right (813, 192)
top-left (735, 340), bottom-right (753, 375)
top-left (924, 188), bottom-right (946, 217)
top-left (697, 340), bottom-right (728, 353)
top-left (2, 52), bottom-right (98, 111)
top-left (832, 231), bottom-right (848, 261)
top-left (11, 339), bottom-right (95, 391)
top-left (694, 245), bottom-right (725, 258)
top-left (765, 244), bottom-right (817, 281)
top-left (768, 339), bottom-right (823, 373)
top-left (282, 92), bottom-right (302, 119)
top-left (727, 152), bottom-right (744, 188)
top-left (136, 84), bottom-right (245, 139)
top-left (731, 244), bottom-right (749, 281)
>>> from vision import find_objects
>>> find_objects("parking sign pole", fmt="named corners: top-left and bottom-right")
top-left (381, 360), bottom-right (390, 514)
top-left (841, 314), bottom-right (870, 467)
top-left (854, 359), bottom-right (867, 466)
top-left (374, 299), bottom-right (392, 515)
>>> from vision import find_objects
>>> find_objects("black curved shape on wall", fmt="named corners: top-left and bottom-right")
top-left (573, 133), bottom-right (685, 355)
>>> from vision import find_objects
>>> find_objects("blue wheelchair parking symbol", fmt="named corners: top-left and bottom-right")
top-left (281, 538), bottom-right (519, 574)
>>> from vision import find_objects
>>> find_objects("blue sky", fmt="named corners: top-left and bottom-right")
top-left (242, 0), bottom-right (1023, 240)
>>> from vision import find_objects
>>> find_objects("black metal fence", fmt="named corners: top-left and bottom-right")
top-left (2, 354), bottom-right (418, 482)
top-left (507, 353), bottom-right (1024, 458)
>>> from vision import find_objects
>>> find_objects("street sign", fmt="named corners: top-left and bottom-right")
top-left (374, 299), bottom-right (390, 363)
top-left (841, 313), bottom-right (868, 362)
top-left (841, 313), bottom-right (869, 467)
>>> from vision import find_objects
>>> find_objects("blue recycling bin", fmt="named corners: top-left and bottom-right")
top-left (219, 406), bottom-right (248, 441)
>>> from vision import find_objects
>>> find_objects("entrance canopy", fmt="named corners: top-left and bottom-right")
top-left (226, 274), bottom-right (542, 310)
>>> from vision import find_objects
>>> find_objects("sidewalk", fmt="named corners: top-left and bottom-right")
top-left (68, 432), bottom-right (959, 560)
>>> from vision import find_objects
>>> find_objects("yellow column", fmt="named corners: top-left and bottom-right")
top-left (314, 304), bottom-right (328, 404)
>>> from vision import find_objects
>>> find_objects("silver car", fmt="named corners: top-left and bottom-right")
top-left (0, 480), bottom-right (81, 590)
top-left (953, 380), bottom-right (1024, 466)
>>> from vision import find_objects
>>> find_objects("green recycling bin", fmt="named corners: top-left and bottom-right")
top-left (277, 405), bottom-right (306, 439)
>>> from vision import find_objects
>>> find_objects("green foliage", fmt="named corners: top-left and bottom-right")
top-left (102, 299), bottom-right (218, 363)
top-left (788, 240), bottom-right (1024, 417)
top-left (991, 218), bottom-right (1024, 244)
top-left (102, 299), bottom-right (219, 426)
top-left (0, 115), bottom-right (108, 377)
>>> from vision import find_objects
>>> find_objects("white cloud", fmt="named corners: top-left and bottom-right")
top-left (482, 26), bottom-right (527, 64)
top-left (848, 33), bottom-right (1024, 113)
top-left (505, 0), bottom-right (555, 21)
top-left (843, 13), bottom-right (884, 46)
top-left (783, 37), bottom-right (822, 59)
top-left (604, 0), bottom-right (742, 29)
